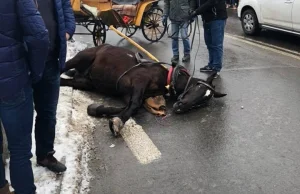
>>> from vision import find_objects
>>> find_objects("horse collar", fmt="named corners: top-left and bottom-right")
top-left (167, 66), bottom-right (174, 86)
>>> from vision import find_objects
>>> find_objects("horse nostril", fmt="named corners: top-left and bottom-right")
top-left (173, 102), bottom-right (183, 113)
top-left (159, 105), bottom-right (166, 111)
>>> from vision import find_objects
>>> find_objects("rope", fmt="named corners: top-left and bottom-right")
top-left (166, 21), bottom-right (192, 40)
top-left (181, 16), bottom-right (201, 94)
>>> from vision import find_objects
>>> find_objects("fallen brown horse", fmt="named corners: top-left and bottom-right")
top-left (60, 44), bottom-right (226, 136)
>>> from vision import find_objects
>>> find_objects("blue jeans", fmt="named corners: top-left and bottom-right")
top-left (227, 0), bottom-right (237, 5)
top-left (33, 59), bottom-right (60, 160)
top-left (0, 84), bottom-right (36, 194)
top-left (203, 19), bottom-right (226, 72)
top-left (171, 21), bottom-right (191, 56)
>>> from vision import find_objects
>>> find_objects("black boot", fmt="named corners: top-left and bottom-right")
top-left (37, 153), bottom-right (66, 174)
top-left (182, 54), bottom-right (190, 62)
top-left (0, 183), bottom-right (14, 194)
top-left (171, 55), bottom-right (179, 64)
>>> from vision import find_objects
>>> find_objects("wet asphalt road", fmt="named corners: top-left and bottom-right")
top-left (225, 9), bottom-right (300, 53)
top-left (72, 5), bottom-right (300, 194)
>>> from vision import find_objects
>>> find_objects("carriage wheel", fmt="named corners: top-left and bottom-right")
top-left (121, 25), bottom-right (137, 37)
top-left (141, 7), bottom-right (166, 42)
top-left (93, 21), bottom-right (106, 46)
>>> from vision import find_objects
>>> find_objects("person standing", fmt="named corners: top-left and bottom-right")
top-left (0, 0), bottom-right (49, 193)
top-left (163, 0), bottom-right (197, 64)
top-left (188, 0), bottom-right (227, 78)
top-left (34, 0), bottom-right (75, 173)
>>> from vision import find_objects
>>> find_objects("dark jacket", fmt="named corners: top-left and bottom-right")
top-left (164, 0), bottom-right (197, 22)
top-left (195, 0), bottom-right (227, 22)
top-left (50, 0), bottom-right (76, 70)
top-left (0, 0), bottom-right (49, 98)
top-left (37, 0), bottom-right (58, 57)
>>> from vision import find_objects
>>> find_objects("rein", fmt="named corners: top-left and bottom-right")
top-left (115, 63), bottom-right (143, 91)
top-left (168, 65), bottom-right (190, 96)
top-left (116, 61), bottom-right (173, 91)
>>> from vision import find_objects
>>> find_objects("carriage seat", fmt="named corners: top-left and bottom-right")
top-left (81, 4), bottom-right (99, 17)
top-left (112, 4), bottom-right (137, 17)
top-left (113, 0), bottom-right (140, 5)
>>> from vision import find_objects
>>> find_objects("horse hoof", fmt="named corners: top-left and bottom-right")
top-left (87, 104), bottom-right (99, 116)
top-left (64, 69), bottom-right (77, 77)
top-left (109, 117), bottom-right (124, 137)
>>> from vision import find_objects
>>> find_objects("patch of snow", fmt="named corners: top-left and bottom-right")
top-left (109, 144), bottom-right (115, 148)
top-left (66, 40), bottom-right (89, 61)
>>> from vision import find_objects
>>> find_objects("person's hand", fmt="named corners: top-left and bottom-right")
top-left (185, 10), bottom-right (197, 22)
top-left (162, 14), bottom-right (168, 26)
top-left (66, 33), bottom-right (70, 40)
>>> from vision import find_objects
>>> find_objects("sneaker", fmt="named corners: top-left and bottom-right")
top-left (200, 65), bottom-right (214, 72)
top-left (171, 55), bottom-right (179, 64)
top-left (37, 154), bottom-right (67, 174)
top-left (182, 54), bottom-right (190, 62)
top-left (214, 72), bottom-right (220, 78)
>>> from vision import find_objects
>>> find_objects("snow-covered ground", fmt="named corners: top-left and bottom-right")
top-left (5, 41), bottom-right (98, 194)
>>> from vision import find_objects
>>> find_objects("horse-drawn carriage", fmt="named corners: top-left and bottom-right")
top-left (71, 0), bottom-right (167, 46)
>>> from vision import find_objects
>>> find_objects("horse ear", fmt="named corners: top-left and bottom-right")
top-left (206, 72), bottom-right (217, 84)
top-left (213, 91), bottom-right (227, 98)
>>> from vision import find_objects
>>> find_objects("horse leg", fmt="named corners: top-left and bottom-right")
top-left (60, 77), bottom-right (94, 91)
top-left (64, 69), bottom-right (78, 77)
top-left (109, 83), bottom-right (147, 137)
top-left (60, 78), bottom-right (74, 87)
top-left (62, 48), bottom-right (96, 74)
top-left (87, 94), bottom-right (130, 118)
top-left (87, 105), bottom-right (125, 118)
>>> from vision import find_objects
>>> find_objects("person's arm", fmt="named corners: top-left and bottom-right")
top-left (62, 0), bottom-right (76, 40)
top-left (194, 0), bottom-right (219, 15)
top-left (17, 0), bottom-right (49, 83)
top-left (189, 0), bottom-right (197, 11)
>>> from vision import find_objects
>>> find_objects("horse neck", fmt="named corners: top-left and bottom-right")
top-left (188, 77), bottom-right (200, 85)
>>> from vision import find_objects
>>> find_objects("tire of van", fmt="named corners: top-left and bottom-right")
top-left (241, 9), bottom-right (261, 36)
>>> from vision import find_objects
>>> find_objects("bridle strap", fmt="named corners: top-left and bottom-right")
top-left (170, 65), bottom-right (191, 95)
top-left (197, 80), bottom-right (215, 92)
top-left (184, 76), bottom-right (192, 92)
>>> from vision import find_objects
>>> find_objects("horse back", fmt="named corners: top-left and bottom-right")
top-left (89, 44), bottom-right (138, 93)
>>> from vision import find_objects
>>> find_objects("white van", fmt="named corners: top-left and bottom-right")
top-left (237, 0), bottom-right (300, 36)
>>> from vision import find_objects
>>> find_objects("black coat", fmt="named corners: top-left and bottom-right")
top-left (195, 0), bottom-right (227, 22)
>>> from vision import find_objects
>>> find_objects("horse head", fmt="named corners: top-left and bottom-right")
top-left (168, 66), bottom-right (227, 113)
